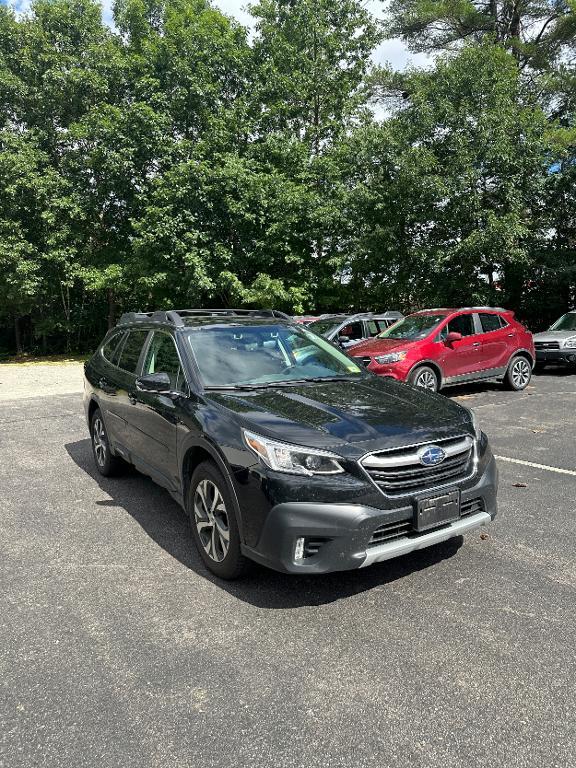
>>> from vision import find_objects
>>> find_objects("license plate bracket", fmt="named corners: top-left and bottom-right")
top-left (415, 490), bottom-right (460, 532)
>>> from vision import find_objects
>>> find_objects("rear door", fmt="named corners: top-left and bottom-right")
top-left (476, 313), bottom-right (512, 371)
top-left (113, 329), bottom-right (151, 457)
top-left (438, 313), bottom-right (485, 379)
top-left (127, 331), bottom-right (186, 491)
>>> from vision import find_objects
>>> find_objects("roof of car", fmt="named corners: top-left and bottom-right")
top-left (116, 309), bottom-right (293, 329)
top-left (312, 311), bottom-right (403, 322)
top-left (411, 306), bottom-right (508, 316)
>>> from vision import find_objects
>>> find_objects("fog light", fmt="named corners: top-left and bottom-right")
top-left (294, 537), bottom-right (305, 560)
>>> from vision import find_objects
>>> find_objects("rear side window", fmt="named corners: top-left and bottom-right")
top-left (368, 320), bottom-right (389, 335)
top-left (447, 314), bottom-right (475, 337)
top-left (101, 332), bottom-right (126, 365)
top-left (143, 333), bottom-right (185, 391)
top-left (117, 330), bottom-right (149, 374)
top-left (479, 313), bottom-right (502, 333)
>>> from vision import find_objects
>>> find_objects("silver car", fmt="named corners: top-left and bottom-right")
top-left (308, 311), bottom-right (404, 349)
top-left (533, 311), bottom-right (576, 368)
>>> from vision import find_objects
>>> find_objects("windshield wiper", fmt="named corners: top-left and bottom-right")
top-left (204, 376), bottom-right (359, 392)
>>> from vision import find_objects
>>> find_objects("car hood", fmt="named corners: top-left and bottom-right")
top-left (533, 330), bottom-right (576, 342)
top-left (206, 376), bottom-right (472, 456)
top-left (348, 337), bottom-right (419, 357)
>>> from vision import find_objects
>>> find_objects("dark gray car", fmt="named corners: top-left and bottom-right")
top-left (533, 311), bottom-right (576, 368)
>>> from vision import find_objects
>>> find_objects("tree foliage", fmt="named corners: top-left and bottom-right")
top-left (0, 0), bottom-right (574, 354)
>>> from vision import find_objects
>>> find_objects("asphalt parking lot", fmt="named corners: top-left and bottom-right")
top-left (1, 368), bottom-right (575, 768)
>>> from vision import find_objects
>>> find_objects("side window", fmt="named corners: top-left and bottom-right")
top-left (101, 332), bottom-right (126, 365)
top-left (447, 314), bottom-right (475, 337)
top-left (117, 330), bottom-right (149, 374)
top-left (143, 333), bottom-right (184, 391)
top-left (367, 321), bottom-right (378, 336)
top-left (479, 313), bottom-right (502, 333)
top-left (340, 322), bottom-right (363, 340)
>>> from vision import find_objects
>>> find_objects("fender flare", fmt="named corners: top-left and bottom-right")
top-left (179, 435), bottom-right (246, 541)
top-left (406, 360), bottom-right (444, 388)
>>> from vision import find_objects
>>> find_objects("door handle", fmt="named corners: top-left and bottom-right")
top-left (507, 333), bottom-right (515, 337)
top-left (472, 342), bottom-right (481, 347)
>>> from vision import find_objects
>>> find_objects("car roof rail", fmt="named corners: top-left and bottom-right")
top-left (116, 308), bottom-right (292, 328)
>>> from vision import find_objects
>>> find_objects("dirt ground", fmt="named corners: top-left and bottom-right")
top-left (0, 361), bottom-right (85, 401)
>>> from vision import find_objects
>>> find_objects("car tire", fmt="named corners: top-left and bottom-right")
top-left (90, 408), bottom-right (125, 476)
top-left (504, 355), bottom-right (532, 391)
top-left (408, 365), bottom-right (439, 393)
top-left (188, 461), bottom-right (248, 580)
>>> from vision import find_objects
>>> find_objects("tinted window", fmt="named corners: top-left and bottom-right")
top-left (117, 330), bottom-right (149, 374)
top-left (340, 322), bottom-right (363, 340)
top-left (479, 313), bottom-right (502, 333)
top-left (101, 332), bottom-right (126, 365)
top-left (143, 333), bottom-right (184, 391)
top-left (448, 314), bottom-right (475, 337)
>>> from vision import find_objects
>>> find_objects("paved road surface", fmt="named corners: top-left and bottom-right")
top-left (1, 369), bottom-right (575, 767)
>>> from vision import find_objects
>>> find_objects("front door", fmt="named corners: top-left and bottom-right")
top-left (438, 313), bottom-right (485, 380)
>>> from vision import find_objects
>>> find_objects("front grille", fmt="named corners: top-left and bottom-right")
top-left (368, 520), bottom-right (412, 547)
top-left (361, 435), bottom-right (474, 495)
top-left (535, 341), bottom-right (560, 350)
top-left (460, 497), bottom-right (484, 517)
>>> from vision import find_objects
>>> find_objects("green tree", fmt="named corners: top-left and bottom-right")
top-left (387, 0), bottom-right (576, 68)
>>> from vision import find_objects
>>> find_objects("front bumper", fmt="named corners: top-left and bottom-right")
top-left (536, 348), bottom-right (576, 365)
top-left (242, 453), bottom-right (498, 574)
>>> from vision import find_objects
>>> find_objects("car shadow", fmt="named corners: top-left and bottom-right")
top-left (66, 438), bottom-right (464, 609)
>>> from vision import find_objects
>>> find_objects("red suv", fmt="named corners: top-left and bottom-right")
top-left (350, 307), bottom-right (535, 393)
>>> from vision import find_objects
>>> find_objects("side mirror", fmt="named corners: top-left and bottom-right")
top-left (136, 372), bottom-right (175, 395)
top-left (338, 335), bottom-right (350, 345)
top-left (446, 331), bottom-right (462, 344)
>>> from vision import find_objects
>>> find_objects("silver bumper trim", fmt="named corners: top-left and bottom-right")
top-left (360, 511), bottom-right (491, 568)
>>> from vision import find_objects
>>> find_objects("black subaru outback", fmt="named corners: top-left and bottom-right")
top-left (84, 309), bottom-right (498, 579)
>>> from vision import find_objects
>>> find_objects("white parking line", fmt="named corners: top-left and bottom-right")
top-left (495, 455), bottom-right (576, 477)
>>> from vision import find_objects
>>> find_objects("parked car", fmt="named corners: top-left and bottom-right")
top-left (84, 308), bottom-right (497, 578)
top-left (350, 307), bottom-right (535, 393)
top-left (533, 311), bottom-right (576, 369)
top-left (308, 311), bottom-right (404, 348)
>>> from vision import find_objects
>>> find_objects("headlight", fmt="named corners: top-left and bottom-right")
top-left (374, 351), bottom-right (407, 364)
top-left (243, 430), bottom-right (345, 476)
top-left (563, 336), bottom-right (576, 349)
top-left (470, 410), bottom-right (482, 441)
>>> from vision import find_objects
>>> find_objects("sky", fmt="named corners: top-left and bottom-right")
top-left (3, 0), bottom-right (429, 72)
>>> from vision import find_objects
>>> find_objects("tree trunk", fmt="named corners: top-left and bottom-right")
top-left (14, 315), bottom-right (22, 356)
top-left (107, 289), bottom-right (116, 330)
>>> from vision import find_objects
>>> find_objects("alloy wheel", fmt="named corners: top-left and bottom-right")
top-left (92, 417), bottom-right (107, 466)
top-left (415, 370), bottom-right (437, 391)
top-left (511, 358), bottom-right (531, 389)
top-left (193, 479), bottom-right (230, 563)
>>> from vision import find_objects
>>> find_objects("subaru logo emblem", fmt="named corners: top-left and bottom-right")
top-left (418, 445), bottom-right (446, 467)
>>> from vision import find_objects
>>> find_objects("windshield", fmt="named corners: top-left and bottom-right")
top-left (378, 314), bottom-right (447, 341)
top-left (307, 318), bottom-right (340, 337)
top-left (186, 324), bottom-right (364, 388)
top-left (549, 313), bottom-right (576, 332)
